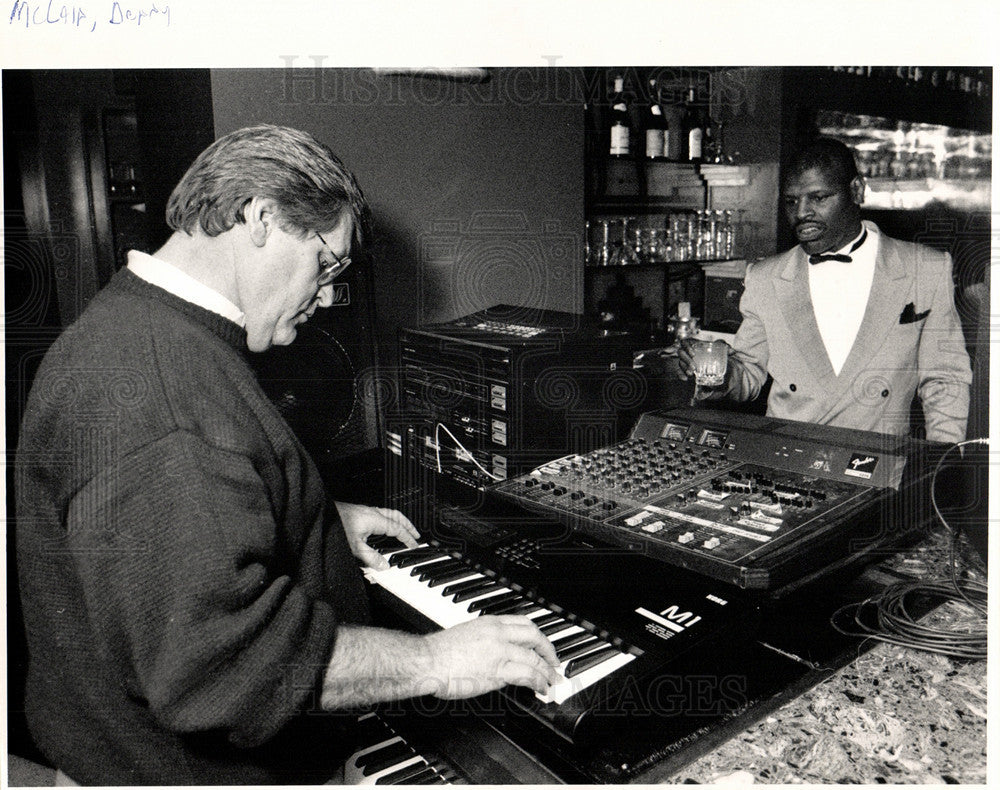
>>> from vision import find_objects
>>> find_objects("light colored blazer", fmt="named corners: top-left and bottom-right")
top-left (726, 224), bottom-right (972, 443)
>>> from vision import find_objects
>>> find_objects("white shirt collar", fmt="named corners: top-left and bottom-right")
top-left (126, 250), bottom-right (246, 328)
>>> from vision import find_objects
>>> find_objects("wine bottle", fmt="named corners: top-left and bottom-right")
top-left (608, 74), bottom-right (631, 158)
top-left (644, 80), bottom-right (667, 160)
top-left (681, 83), bottom-right (704, 163)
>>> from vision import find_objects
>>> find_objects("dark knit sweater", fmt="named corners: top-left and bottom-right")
top-left (15, 268), bottom-right (371, 785)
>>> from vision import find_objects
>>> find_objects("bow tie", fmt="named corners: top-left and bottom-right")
top-left (808, 228), bottom-right (868, 265)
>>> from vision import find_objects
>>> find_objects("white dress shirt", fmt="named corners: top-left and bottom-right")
top-left (807, 221), bottom-right (879, 376)
top-left (127, 250), bottom-right (246, 327)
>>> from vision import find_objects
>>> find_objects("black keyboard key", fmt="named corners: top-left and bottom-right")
top-left (386, 546), bottom-right (438, 567)
top-left (551, 630), bottom-right (595, 657)
top-left (564, 645), bottom-right (620, 679)
top-left (368, 535), bottom-right (407, 552)
top-left (393, 549), bottom-right (448, 569)
top-left (357, 740), bottom-right (414, 774)
top-left (417, 559), bottom-right (464, 582)
top-left (411, 769), bottom-right (449, 784)
top-left (557, 638), bottom-right (602, 663)
top-left (467, 590), bottom-right (518, 613)
top-left (409, 558), bottom-right (457, 578)
top-left (374, 759), bottom-right (432, 784)
top-left (441, 575), bottom-right (489, 596)
top-left (492, 600), bottom-right (542, 617)
top-left (540, 619), bottom-right (572, 637)
top-left (478, 592), bottom-right (527, 616)
top-left (450, 580), bottom-right (500, 603)
top-left (530, 612), bottom-right (562, 629)
top-left (427, 566), bottom-right (479, 588)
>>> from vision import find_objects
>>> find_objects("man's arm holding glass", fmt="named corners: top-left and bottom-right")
top-left (676, 276), bottom-right (769, 403)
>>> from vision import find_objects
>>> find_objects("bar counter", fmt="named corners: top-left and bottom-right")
top-left (675, 530), bottom-right (987, 784)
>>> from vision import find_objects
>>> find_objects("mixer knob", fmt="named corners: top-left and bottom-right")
top-left (540, 481), bottom-right (554, 491)
top-left (583, 497), bottom-right (597, 506)
top-left (703, 537), bottom-right (721, 550)
top-left (570, 490), bottom-right (584, 500)
top-left (677, 532), bottom-right (695, 544)
top-left (552, 486), bottom-right (567, 496)
top-left (524, 478), bottom-right (537, 487)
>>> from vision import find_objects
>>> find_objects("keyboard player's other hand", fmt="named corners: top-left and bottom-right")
top-left (335, 502), bottom-right (421, 569)
top-left (423, 615), bottom-right (560, 699)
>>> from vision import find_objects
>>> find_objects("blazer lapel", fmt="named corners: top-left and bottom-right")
top-left (824, 233), bottom-right (910, 404)
top-left (774, 250), bottom-right (838, 388)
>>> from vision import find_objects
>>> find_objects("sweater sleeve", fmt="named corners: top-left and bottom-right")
top-left (65, 429), bottom-right (338, 748)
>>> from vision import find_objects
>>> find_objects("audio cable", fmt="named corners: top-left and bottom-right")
top-left (830, 438), bottom-right (988, 660)
top-left (433, 422), bottom-right (504, 481)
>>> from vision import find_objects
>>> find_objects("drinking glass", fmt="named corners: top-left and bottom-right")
top-left (688, 339), bottom-right (728, 387)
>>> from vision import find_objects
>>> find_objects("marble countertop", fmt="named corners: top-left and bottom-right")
top-left (674, 531), bottom-right (987, 785)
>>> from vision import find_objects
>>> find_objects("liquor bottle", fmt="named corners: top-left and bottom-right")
top-left (680, 83), bottom-right (705, 163)
top-left (643, 80), bottom-right (667, 160)
top-left (608, 74), bottom-right (631, 158)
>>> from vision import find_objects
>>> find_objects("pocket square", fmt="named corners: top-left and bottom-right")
top-left (899, 302), bottom-right (930, 324)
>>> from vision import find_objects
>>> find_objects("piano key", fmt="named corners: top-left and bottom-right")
top-left (426, 567), bottom-right (481, 588)
top-left (357, 739), bottom-right (414, 773)
top-left (363, 564), bottom-right (481, 629)
top-left (490, 600), bottom-right (543, 617)
top-left (374, 760), bottom-right (436, 785)
top-left (538, 650), bottom-right (637, 706)
top-left (393, 549), bottom-right (449, 569)
top-left (409, 770), bottom-right (449, 784)
top-left (344, 712), bottom-right (459, 786)
top-left (367, 535), bottom-right (407, 552)
top-left (410, 558), bottom-right (460, 579)
top-left (564, 645), bottom-right (620, 679)
top-left (452, 581), bottom-right (503, 604)
top-left (529, 611), bottom-right (563, 629)
top-left (540, 619), bottom-right (578, 638)
top-left (359, 756), bottom-right (426, 785)
top-left (557, 638), bottom-right (604, 664)
top-left (442, 576), bottom-right (492, 597)
top-left (468, 591), bottom-right (521, 614)
top-left (383, 543), bottom-right (434, 561)
top-left (365, 544), bottom-right (639, 708)
top-left (551, 630), bottom-right (597, 657)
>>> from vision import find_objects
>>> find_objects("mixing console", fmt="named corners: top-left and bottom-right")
top-left (491, 408), bottom-right (934, 592)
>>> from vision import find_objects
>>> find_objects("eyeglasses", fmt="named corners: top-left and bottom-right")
top-left (315, 232), bottom-right (352, 285)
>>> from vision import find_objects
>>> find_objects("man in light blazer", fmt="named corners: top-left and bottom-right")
top-left (682, 137), bottom-right (971, 444)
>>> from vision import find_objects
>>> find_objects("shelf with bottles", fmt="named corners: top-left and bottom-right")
top-left (585, 209), bottom-right (745, 270)
top-left (786, 67), bottom-right (992, 137)
top-left (587, 68), bottom-right (744, 205)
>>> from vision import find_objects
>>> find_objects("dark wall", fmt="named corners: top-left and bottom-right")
top-left (209, 68), bottom-right (587, 370)
top-left (133, 70), bottom-right (216, 250)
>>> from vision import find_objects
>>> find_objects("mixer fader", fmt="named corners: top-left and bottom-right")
top-left (491, 408), bottom-right (934, 592)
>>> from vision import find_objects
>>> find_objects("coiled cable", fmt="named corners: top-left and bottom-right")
top-left (830, 438), bottom-right (988, 660)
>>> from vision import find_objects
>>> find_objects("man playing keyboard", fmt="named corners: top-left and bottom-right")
top-left (15, 125), bottom-right (558, 786)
